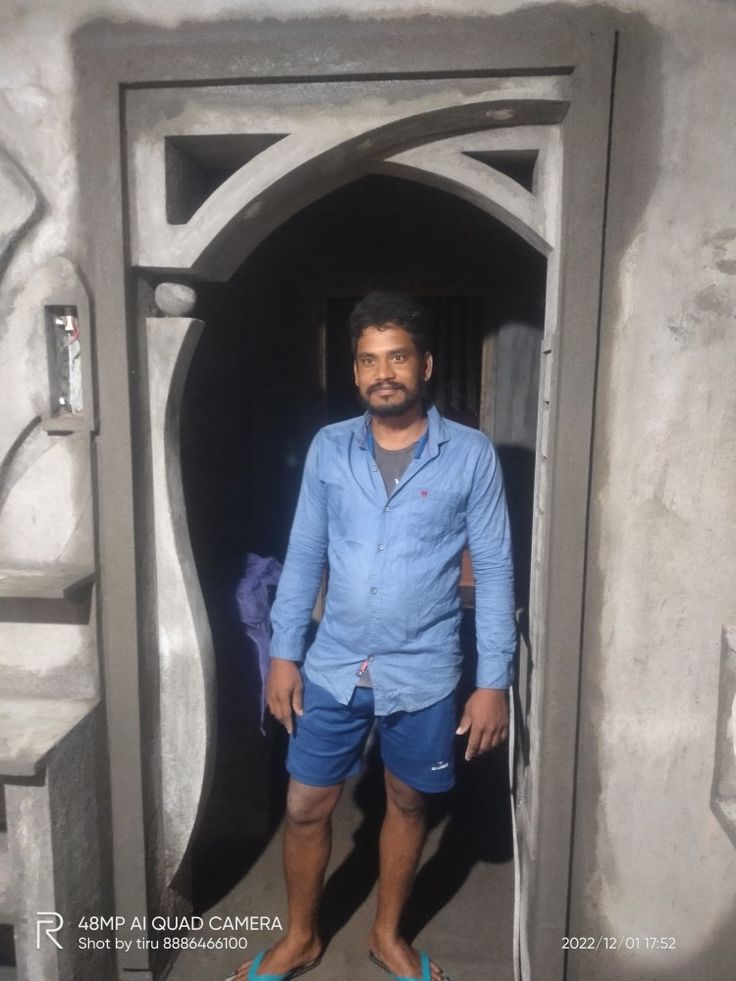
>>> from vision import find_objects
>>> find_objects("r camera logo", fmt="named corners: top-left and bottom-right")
top-left (36, 912), bottom-right (64, 950)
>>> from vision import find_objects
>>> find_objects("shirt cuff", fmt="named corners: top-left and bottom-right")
top-left (268, 637), bottom-right (304, 662)
top-left (476, 660), bottom-right (514, 689)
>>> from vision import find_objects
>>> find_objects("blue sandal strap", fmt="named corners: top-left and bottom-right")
top-left (395, 950), bottom-right (431, 981)
top-left (247, 949), bottom-right (321, 981)
top-left (248, 952), bottom-right (268, 981)
top-left (248, 950), bottom-right (286, 981)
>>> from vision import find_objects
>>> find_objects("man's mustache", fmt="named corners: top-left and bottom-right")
top-left (368, 382), bottom-right (407, 394)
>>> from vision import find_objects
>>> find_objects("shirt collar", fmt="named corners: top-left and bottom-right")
top-left (354, 404), bottom-right (450, 457)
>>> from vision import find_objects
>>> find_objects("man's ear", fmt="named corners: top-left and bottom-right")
top-left (353, 360), bottom-right (360, 387)
top-left (423, 352), bottom-right (433, 382)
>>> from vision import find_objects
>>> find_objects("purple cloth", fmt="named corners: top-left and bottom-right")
top-left (235, 553), bottom-right (283, 731)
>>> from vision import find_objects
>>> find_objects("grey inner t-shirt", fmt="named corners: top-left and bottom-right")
top-left (355, 437), bottom-right (419, 689)
top-left (374, 439), bottom-right (418, 496)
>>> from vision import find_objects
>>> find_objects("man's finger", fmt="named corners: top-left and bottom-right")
top-left (281, 706), bottom-right (294, 735)
top-left (267, 689), bottom-right (285, 716)
top-left (485, 723), bottom-right (509, 751)
top-left (456, 712), bottom-right (471, 736)
top-left (292, 683), bottom-right (304, 718)
top-left (270, 693), bottom-right (294, 734)
top-left (280, 692), bottom-right (295, 734)
top-left (465, 727), bottom-right (482, 761)
top-left (478, 728), bottom-right (494, 755)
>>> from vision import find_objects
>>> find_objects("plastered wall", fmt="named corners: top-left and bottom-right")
top-left (0, 1), bottom-right (734, 978)
top-left (569, 3), bottom-right (736, 977)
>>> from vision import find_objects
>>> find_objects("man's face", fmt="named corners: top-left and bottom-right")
top-left (353, 324), bottom-right (432, 418)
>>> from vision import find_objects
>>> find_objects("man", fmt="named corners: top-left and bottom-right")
top-left (230, 291), bottom-right (516, 981)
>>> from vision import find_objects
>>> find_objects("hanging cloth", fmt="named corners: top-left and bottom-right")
top-left (235, 553), bottom-right (283, 732)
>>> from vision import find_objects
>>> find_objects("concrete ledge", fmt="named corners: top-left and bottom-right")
top-left (0, 698), bottom-right (98, 778)
top-left (0, 568), bottom-right (95, 626)
top-left (0, 567), bottom-right (94, 601)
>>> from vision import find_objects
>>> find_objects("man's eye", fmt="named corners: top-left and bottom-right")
top-left (392, 354), bottom-right (407, 362)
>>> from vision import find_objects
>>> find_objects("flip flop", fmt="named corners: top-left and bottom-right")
top-left (224, 948), bottom-right (322, 981)
top-left (369, 949), bottom-right (453, 981)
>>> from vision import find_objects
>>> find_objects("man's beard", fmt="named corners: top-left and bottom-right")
top-left (359, 381), bottom-right (425, 417)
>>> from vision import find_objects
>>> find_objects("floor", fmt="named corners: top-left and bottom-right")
top-left (167, 745), bottom-right (515, 981)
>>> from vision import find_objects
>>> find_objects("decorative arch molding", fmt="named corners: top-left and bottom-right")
top-left (0, 146), bottom-right (44, 282)
top-left (126, 75), bottom-right (570, 278)
top-left (145, 312), bottom-right (215, 888)
top-left (378, 126), bottom-right (560, 254)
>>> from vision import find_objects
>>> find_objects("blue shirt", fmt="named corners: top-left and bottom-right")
top-left (269, 405), bottom-right (517, 715)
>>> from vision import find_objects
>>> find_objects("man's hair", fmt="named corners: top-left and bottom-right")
top-left (348, 290), bottom-right (430, 356)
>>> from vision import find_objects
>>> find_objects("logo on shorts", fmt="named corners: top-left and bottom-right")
top-left (431, 760), bottom-right (449, 771)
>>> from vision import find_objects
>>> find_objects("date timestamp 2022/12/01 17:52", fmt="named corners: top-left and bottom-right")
top-left (561, 937), bottom-right (677, 952)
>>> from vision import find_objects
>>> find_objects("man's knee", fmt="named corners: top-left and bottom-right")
top-left (286, 779), bottom-right (342, 828)
top-left (384, 770), bottom-right (426, 816)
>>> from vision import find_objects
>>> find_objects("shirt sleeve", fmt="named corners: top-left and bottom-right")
top-left (465, 437), bottom-right (517, 689)
top-left (269, 433), bottom-right (328, 662)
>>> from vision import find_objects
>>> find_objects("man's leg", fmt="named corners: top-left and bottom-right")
top-left (368, 769), bottom-right (445, 981)
top-left (233, 778), bottom-right (342, 980)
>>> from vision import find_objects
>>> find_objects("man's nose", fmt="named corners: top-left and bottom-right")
top-left (375, 357), bottom-right (396, 379)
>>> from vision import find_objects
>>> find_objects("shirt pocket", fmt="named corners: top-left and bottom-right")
top-left (405, 488), bottom-right (465, 543)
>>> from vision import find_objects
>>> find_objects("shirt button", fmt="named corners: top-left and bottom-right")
top-left (371, 586), bottom-right (378, 594)
top-left (372, 465), bottom-right (378, 472)
top-left (368, 656), bottom-right (375, 662)
top-left (378, 544), bottom-right (384, 551)
top-left (384, 505), bottom-right (390, 512)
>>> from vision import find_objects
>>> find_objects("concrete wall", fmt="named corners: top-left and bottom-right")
top-left (0, 1), bottom-right (734, 979)
top-left (569, 3), bottom-right (736, 978)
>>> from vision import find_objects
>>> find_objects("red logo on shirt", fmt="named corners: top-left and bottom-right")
top-left (420, 489), bottom-right (428, 498)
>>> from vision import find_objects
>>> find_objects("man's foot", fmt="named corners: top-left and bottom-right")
top-left (368, 934), bottom-right (447, 981)
top-left (229, 935), bottom-right (322, 980)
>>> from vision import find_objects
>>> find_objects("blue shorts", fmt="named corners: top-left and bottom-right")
top-left (286, 674), bottom-right (457, 793)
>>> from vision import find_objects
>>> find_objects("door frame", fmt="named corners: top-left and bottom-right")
top-left (74, 12), bottom-right (615, 980)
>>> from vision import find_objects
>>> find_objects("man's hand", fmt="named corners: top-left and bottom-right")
top-left (266, 658), bottom-right (304, 735)
top-left (456, 688), bottom-right (509, 760)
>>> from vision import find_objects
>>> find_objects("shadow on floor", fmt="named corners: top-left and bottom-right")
top-left (318, 610), bottom-right (513, 945)
top-left (318, 727), bottom-right (512, 949)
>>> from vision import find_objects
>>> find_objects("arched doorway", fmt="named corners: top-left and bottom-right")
top-left (132, 74), bottom-right (562, 896)
top-left (134, 82), bottom-right (583, 979)
top-left (175, 172), bottom-right (546, 979)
